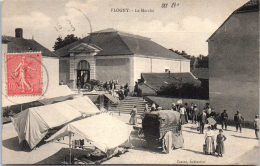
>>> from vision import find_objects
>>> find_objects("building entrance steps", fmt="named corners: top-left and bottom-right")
top-left (110, 96), bottom-right (150, 115)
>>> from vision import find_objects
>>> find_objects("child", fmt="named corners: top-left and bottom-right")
top-left (216, 129), bottom-right (227, 157)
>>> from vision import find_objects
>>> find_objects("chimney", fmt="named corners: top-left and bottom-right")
top-left (15, 28), bottom-right (23, 38)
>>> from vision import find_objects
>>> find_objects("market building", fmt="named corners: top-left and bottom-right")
top-left (207, 0), bottom-right (259, 121)
top-left (55, 28), bottom-right (190, 90)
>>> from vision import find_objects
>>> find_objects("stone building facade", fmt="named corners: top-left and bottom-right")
top-left (56, 28), bottom-right (190, 90)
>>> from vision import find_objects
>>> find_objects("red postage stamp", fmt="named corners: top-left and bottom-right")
top-left (6, 52), bottom-right (42, 96)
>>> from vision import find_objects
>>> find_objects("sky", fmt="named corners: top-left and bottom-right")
top-left (2, 0), bottom-right (248, 56)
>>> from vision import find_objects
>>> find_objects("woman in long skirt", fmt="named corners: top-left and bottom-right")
top-left (180, 105), bottom-right (186, 125)
top-left (204, 126), bottom-right (215, 155)
top-left (216, 129), bottom-right (227, 157)
top-left (129, 105), bottom-right (137, 125)
top-left (141, 103), bottom-right (149, 119)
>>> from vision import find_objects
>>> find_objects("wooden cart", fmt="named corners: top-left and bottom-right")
top-left (142, 110), bottom-right (182, 147)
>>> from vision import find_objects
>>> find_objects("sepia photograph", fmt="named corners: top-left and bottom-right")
top-left (1, 0), bottom-right (259, 165)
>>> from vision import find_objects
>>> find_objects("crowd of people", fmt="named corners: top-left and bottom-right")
top-left (103, 80), bottom-right (119, 91)
top-left (169, 102), bottom-right (220, 132)
top-left (103, 80), bottom-right (130, 100)
top-left (172, 102), bottom-right (259, 157)
top-left (168, 102), bottom-right (256, 134)
top-left (127, 100), bottom-right (260, 156)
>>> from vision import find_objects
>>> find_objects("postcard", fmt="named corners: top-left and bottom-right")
top-left (1, 0), bottom-right (259, 165)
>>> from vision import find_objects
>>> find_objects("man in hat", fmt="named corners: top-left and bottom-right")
top-left (234, 111), bottom-right (244, 133)
top-left (184, 103), bottom-right (189, 123)
top-left (254, 115), bottom-right (259, 139)
top-left (176, 103), bottom-right (181, 112)
top-left (134, 81), bottom-right (138, 96)
top-left (192, 104), bottom-right (198, 124)
top-left (210, 108), bottom-right (217, 130)
top-left (207, 108), bottom-right (212, 118)
top-left (200, 110), bottom-right (207, 134)
top-left (220, 110), bottom-right (228, 130)
top-left (189, 103), bottom-right (194, 121)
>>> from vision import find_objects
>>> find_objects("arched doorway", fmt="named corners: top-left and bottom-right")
top-left (77, 60), bottom-right (90, 88)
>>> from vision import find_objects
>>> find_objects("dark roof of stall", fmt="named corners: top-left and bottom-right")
top-left (55, 28), bottom-right (187, 60)
top-left (138, 83), bottom-right (157, 96)
top-left (140, 72), bottom-right (201, 91)
top-left (2, 36), bottom-right (57, 57)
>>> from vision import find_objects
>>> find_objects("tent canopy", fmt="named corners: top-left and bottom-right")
top-left (47, 113), bottom-right (132, 153)
top-left (38, 94), bottom-right (74, 105)
top-left (64, 95), bottom-right (100, 114)
top-left (2, 85), bottom-right (75, 107)
top-left (11, 96), bottom-right (100, 149)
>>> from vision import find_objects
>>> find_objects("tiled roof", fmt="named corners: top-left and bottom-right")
top-left (55, 29), bottom-right (187, 60)
top-left (2, 36), bottom-right (56, 57)
top-left (91, 28), bottom-right (117, 34)
top-left (141, 72), bottom-right (201, 91)
top-left (192, 68), bottom-right (209, 79)
top-left (138, 83), bottom-right (157, 96)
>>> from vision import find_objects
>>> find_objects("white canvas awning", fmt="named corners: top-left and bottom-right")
top-left (46, 113), bottom-right (132, 153)
top-left (65, 95), bottom-right (100, 114)
top-left (11, 96), bottom-right (100, 149)
top-left (2, 85), bottom-right (75, 107)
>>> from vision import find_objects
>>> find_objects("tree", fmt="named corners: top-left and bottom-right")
top-left (158, 82), bottom-right (201, 98)
top-left (197, 55), bottom-right (208, 68)
top-left (53, 34), bottom-right (80, 51)
top-left (169, 49), bottom-right (208, 69)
